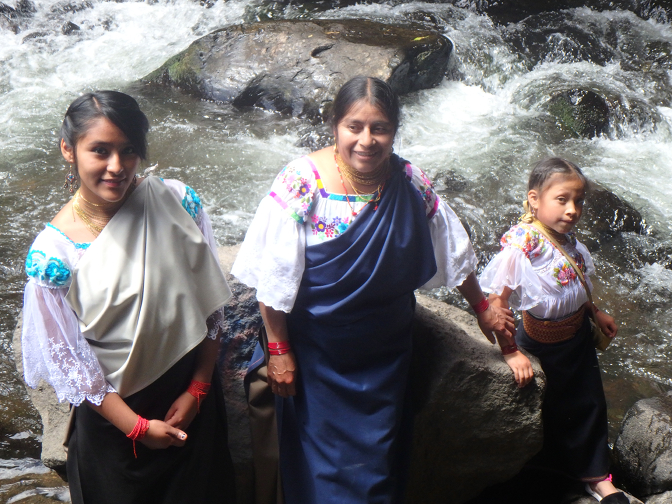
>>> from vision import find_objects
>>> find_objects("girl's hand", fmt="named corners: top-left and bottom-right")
top-left (503, 351), bottom-right (534, 388)
top-left (268, 351), bottom-right (297, 398)
top-left (140, 419), bottom-right (187, 449)
top-left (595, 309), bottom-right (618, 339)
top-left (164, 391), bottom-right (199, 431)
top-left (476, 305), bottom-right (516, 343)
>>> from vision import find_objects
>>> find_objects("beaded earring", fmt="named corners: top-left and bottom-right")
top-left (63, 165), bottom-right (79, 194)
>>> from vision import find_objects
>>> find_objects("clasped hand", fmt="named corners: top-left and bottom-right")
top-left (268, 352), bottom-right (297, 398)
top-left (476, 304), bottom-right (515, 343)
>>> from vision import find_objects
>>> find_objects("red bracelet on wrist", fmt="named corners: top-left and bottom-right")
top-left (268, 341), bottom-right (291, 355)
top-left (187, 380), bottom-right (211, 412)
top-left (471, 297), bottom-right (490, 315)
top-left (127, 415), bottom-right (150, 458)
top-left (501, 344), bottom-right (519, 355)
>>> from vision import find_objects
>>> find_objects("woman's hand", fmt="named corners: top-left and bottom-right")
top-left (268, 351), bottom-right (297, 398)
top-left (164, 391), bottom-right (199, 431)
top-left (476, 305), bottom-right (515, 342)
top-left (503, 351), bottom-right (534, 388)
top-left (140, 419), bottom-right (188, 449)
top-left (595, 309), bottom-right (618, 339)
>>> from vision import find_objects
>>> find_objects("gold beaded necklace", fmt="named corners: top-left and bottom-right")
top-left (72, 184), bottom-right (136, 237)
top-left (333, 146), bottom-right (391, 187)
top-left (334, 149), bottom-right (386, 216)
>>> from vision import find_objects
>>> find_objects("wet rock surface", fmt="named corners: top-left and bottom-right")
top-left (547, 89), bottom-right (610, 139)
top-left (614, 394), bottom-right (672, 497)
top-left (145, 19), bottom-right (452, 120)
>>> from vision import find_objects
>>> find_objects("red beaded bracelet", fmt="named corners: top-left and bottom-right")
top-left (500, 344), bottom-right (519, 355)
top-left (187, 380), bottom-right (211, 412)
top-left (471, 297), bottom-right (490, 314)
top-left (127, 415), bottom-right (150, 458)
top-left (268, 341), bottom-right (291, 355)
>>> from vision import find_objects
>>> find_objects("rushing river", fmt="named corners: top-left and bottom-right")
top-left (1, 0), bottom-right (671, 488)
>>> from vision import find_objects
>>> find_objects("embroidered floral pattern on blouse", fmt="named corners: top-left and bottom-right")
top-left (279, 165), bottom-right (314, 214)
top-left (182, 186), bottom-right (202, 222)
top-left (310, 214), bottom-right (352, 241)
top-left (501, 224), bottom-right (549, 259)
top-left (405, 163), bottom-right (439, 218)
top-left (25, 249), bottom-right (71, 287)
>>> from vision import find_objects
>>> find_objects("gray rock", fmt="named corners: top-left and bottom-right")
top-left (145, 19), bottom-right (452, 120)
top-left (14, 245), bottom-right (546, 504)
top-left (12, 318), bottom-right (70, 476)
top-left (407, 294), bottom-right (545, 503)
top-left (615, 395), bottom-right (672, 497)
top-left (646, 491), bottom-right (672, 504)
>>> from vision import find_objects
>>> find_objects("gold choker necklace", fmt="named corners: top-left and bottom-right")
top-left (334, 146), bottom-right (391, 187)
top-left (73, 184), bottom-right (136, 237)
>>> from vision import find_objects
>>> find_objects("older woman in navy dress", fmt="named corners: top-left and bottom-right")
top-left (232, 76), bottom-right (515, 503)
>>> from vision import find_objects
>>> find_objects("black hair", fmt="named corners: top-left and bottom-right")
top-left (331, 76), bottom-right (400, 132)
top-left (528, 157), bottom-right (587, 192)
top-left (60, 91), bottom-right (149, 159)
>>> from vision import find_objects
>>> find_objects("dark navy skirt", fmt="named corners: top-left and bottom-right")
top-left (516, 314), bottom-right (609, 481)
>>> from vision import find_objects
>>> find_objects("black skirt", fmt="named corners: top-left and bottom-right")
top-left (66, 349), bottom-right (236, 504)
top-left (516, 314), bottom-right (609, 482)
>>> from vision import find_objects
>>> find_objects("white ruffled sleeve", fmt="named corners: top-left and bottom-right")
top-left (403, 163), bottom-right (477, 290)
top-left (423, 200), bottom-right (478, 289)
top-left (479, 246), bottom-right (548, 311)
top-left (231, 159), bottom-right (314, 313)
top-left (22, 281), bottom-right (115, 406)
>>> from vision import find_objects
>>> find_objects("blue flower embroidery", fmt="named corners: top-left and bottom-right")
top-left (182, 186), bottom-right (202, 221)
top-left (25, 249), bottom-right (71, 287)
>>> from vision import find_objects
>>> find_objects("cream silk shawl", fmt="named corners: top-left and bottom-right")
top-left (65, 177), bottom-right (232, 398)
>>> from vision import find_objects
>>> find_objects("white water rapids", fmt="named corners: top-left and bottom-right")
top-left (1, 0), bottom-right (671, 479)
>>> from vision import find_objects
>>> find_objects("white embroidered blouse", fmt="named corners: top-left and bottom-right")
top-left (21, 179), bottom-right (224, 406)
top-left (479, 222), bottom-right (596, 320)
top-left (231, 156), bottom-right (478, 313)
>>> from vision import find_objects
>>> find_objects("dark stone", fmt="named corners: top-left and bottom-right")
top-left (547, 89), bottom-right (610, 138)
top-left (581, 186), bottom-right (649, 243)
top-left (407, 295), bottom-right (545, 503)
top-left (49, 0), bottom-right (93, 14)
top-left (145, 19), bottom-right (452, 121)
top-left (614, 394), bottom-right (672, 497)
top-left (61, 20), bottom-right (79, 35)
top-left (21, 30), bottom-right (47, 42)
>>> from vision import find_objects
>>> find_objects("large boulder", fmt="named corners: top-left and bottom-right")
top-left (614, 394), bottom-right (672, 497)
top-left (407, 295), bottom-right (544, 503)
top-left (14, 245), bottom-right (545, 504)
top-left (145, 19), bottom-right (452, 120)
top-left (547, 89), bottom-right (610, 139)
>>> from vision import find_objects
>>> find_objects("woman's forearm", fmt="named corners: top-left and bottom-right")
top-left (455, 272), bottom-right (486, 306)
top-left (88, 392), bottom-right (138, 435)
top-left (259, 301), bottom-right (290, 343)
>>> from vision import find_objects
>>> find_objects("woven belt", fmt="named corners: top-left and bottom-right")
top-left (522, 306), bottom-right (586, 344)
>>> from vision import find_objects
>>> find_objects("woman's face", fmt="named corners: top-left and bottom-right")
top-left (61, 117), bottom-right (140, 205)
top-left (334, 99), bottom-right (395, 173)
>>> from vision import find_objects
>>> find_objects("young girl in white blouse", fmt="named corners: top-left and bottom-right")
top-left (480, 158), bottom-right (626, 503)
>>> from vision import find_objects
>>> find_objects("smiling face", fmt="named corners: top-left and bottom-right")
top-left (61, 117), bottom-right (140, 205)
top-left (528, 173), bottom-right (586, 234)
top-left (333, 99), bottom-right (396, 174)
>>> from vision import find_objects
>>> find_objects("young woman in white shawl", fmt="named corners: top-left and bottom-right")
top-left (21, 91), bottom-right (236, 503)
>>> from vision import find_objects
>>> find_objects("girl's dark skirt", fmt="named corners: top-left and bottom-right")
top-left (516, 314), bottom-right (609, 482)
top-left (66, 349), bottom-right (236, 504)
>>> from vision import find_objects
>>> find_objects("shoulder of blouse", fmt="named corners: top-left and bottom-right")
top-left (500, 222), bottom-right (551, 260)
top-left (401, 160), bottom-right (440, 219)
top-left (161, 178), bottom-right (203, 225)
top-left (25, 225), bottom-right (79, 288)
top-left (267, 156), bottom-right (319, 225)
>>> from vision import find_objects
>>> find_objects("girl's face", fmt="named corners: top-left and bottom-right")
top-left (61, 117), bottom-right (140, 205)
top-left (334, 99), bottom-right (395, 174)
top-left (528, 173), bottom-right (586, 234)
